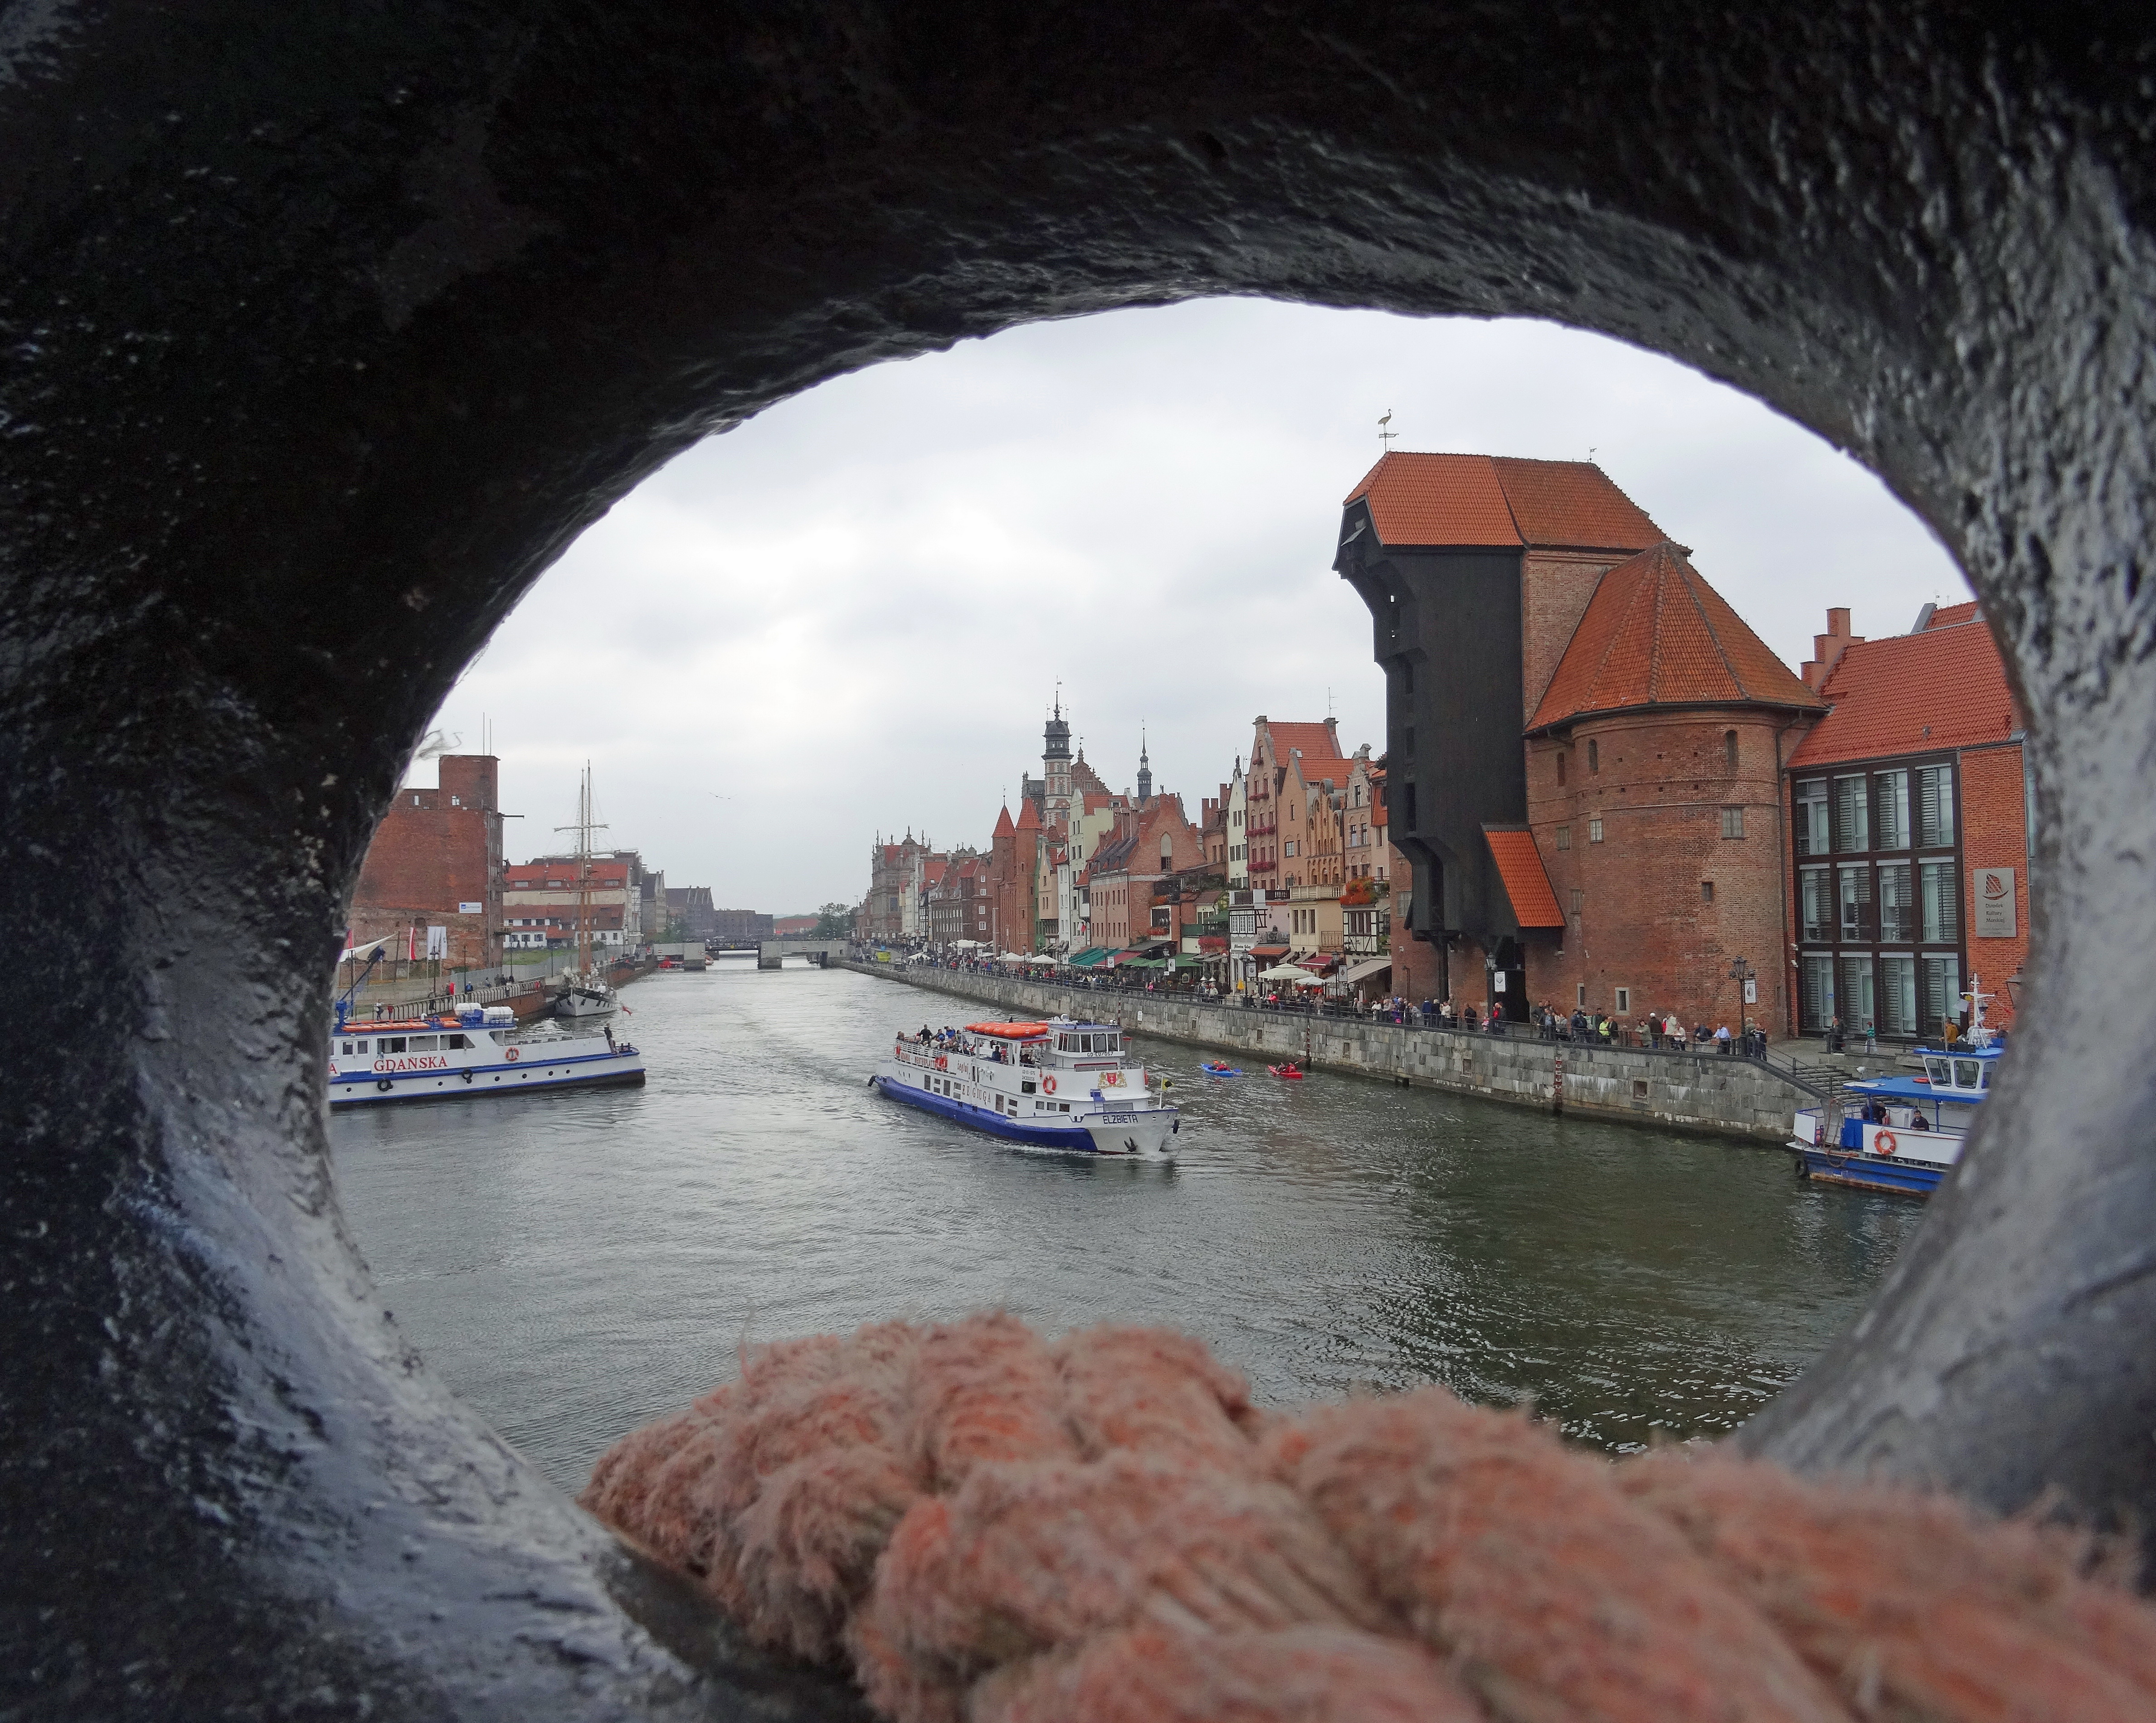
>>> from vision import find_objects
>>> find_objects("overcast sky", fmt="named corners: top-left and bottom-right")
top-left (414, 300), bottom-right (1968, 915)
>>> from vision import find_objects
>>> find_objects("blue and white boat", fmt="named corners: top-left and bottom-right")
top-left (872, 1017), bottom-right (1178, 1158)
top-left (1790, 979), bottom-right (2000, 1196)
top-left (328, 1005), bottom-right (646, 1106)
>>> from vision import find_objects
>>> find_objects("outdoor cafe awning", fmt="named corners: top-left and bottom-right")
top-left (1257, 963), bottom-right (1312, 982)
top-left (1337, 957), bottom-right (1393, 987)
top-left (1066, 947), bottom-right (1111, 967)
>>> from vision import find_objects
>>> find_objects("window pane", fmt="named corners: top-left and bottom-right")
top-left (1800, 955), bottom-right (1836, 1031)
top-left (1879, 954), bottom-right (1918, 1036)
top-left (1922, 955), bottom-right (1962, 1039)
top-left (1874, 770), bottom-right (1911, 849)
top-left (1918, 765), bottom-right (1956, 849)
top-left (1878, 862), bottom-right (1913, 943)
top-left (1721, 806), bottom-right (1744, 839)
top-left (1838, 864), bottom-right (1874, 941)
top-left (1589, 818), bottom-right (1604, 843)
top-left (1838, 955), bottom-right (1875, 1036)
top-left (1921, 860), bottom-right (1959, 943)
top-left (1834, 775), bottom-right (1869, 851)
top-left (1795, 780), bottom-right (1829, 857)
top-left (1800, 868), bottom-right (1831, 941)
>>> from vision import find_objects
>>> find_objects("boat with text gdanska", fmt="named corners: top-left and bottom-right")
top-left (871, 1018), bottom-right (1178, 1158)
top-left (328, 1003), bottom-right (645, 1107)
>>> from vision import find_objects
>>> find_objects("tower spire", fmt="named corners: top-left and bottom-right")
top-left (1137, 723), bottom-right (1152, 804)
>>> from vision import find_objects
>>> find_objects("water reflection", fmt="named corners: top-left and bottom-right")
top-left (331, 967), bottom-right (1923, 1492)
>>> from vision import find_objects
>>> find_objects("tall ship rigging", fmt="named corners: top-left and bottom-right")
top-left (555, 762), bottom-right (618, 1021)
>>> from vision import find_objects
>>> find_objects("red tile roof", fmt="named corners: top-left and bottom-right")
top-left (1788, 617), bottom-right (2019, 767)
top-left (1265, 720), bottom-right (1345, 764)
top-left (1528, 543), bottom-right (1823, 731)
top-left (1484, 828), bottom-right (1564, 928)
top-left (1015, 799), bottom-right (1041, 832)
top-left (1491, 457), bottom-right (1665, 549)
top-left (1923, 600), bottom-right (1981, 630)
top-left (992, 804), bottom-right (1015, 838)
top-left (1343, 453), bottom-right (1664, 551)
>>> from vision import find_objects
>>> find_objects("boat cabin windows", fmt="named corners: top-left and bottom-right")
top-left (444, 1033), bottom-right (471, 1049)
top-left (379, 1037), bottom-right (407, 1053)
top-left (407, 1035), bottom-right (439, 1051)
top-left (340, 1039), bottom-right (366, 1055)
top-left (1056, 1031), bottom-right (1120, 1055)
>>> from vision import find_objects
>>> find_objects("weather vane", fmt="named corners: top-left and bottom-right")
top-left (1378, 409), bottom-right (1397, 451)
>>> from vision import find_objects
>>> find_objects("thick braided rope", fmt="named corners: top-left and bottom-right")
top-left (580, 1315), bottom-right (2156, 1722)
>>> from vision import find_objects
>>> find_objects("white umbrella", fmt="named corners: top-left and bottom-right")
top-left (1256, 963), bottom-right (1311, 982)
top-left (1288, 970), bottom-right (1330, 987)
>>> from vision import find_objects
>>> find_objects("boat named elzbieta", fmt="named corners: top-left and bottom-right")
top-left (329, 1003), bottom-right (645, 1107)
top-left (872, 1018), bottom-right (1178, 1158)
top-left (1789, 980), bottom-right (2001, 1196)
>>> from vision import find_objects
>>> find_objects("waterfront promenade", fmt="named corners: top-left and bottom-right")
top-left (840, 958), bottom-right (1818, 1145)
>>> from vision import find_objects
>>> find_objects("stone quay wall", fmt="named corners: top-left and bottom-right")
top-left (841, 960), bottom-right (1816, 1145)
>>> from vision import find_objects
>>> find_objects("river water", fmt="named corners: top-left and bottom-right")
top-left (329, 962), bottom-right (1924, 1496)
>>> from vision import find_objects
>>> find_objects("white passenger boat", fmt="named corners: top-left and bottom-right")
top-left (871, 1017), bottom-right (1178, 1158)
top-left (1789, 979), bottom-right (2001, 1196)
top-left (329, 1003), bottom-right (645, 1107)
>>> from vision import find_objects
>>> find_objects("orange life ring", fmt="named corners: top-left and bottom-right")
top-left (1874, 1129), bottom-right (1897, 1156)
top-left (1042, 1075), bottom-right (1056, 1094)
top-left (506, 1047), bottom-right (521, 1063)
top-left (935, 1055), bottom-right (948, 1071)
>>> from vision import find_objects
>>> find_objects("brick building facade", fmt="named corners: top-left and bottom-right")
top-left (349, 754), bottom-right (504, 969)
top-left (1785, 602), bottom-right (2029, 1041)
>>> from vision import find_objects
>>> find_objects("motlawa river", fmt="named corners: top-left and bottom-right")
top-left (329, 962), bottom-right (1923, 1496)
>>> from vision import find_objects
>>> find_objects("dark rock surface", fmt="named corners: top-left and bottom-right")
top-left (3, 3), bottom-right (2152, 1715)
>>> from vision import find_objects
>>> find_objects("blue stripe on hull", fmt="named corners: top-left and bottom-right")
top-left (331, 1065), bottom-right (645, 1107)
top-left (1796, 1148), bottom-right (1944, 1196)
top-left (873, 1073), bottom-right (1134, 1151)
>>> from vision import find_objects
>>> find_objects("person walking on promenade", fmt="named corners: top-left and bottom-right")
top-left (1715, 1022), bottom-right (1733, 1054)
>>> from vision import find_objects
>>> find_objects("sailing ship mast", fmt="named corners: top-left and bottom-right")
top-left (555, 763), bottom-right (608, 979)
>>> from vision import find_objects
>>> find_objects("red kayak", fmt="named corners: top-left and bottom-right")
top-left (1268, 1063), bottom-right (1305, 1080)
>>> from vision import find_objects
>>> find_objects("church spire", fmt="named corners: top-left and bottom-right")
top-left (1137, 724), bottom-right (1152, 804)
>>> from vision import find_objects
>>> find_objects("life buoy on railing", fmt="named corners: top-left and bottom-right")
top-left (1042, 1075), bottom-right (1056, 1094)
top-left (506, 1047), bottom-right (521, 1063)
top-left (1874, 1130), bottom-right (1898, 1156)
top-left (935, 1055), bottom-right (949, 1071)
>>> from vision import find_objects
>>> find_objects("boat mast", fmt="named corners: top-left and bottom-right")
top-left (555, 762), bottom-right (608, 979)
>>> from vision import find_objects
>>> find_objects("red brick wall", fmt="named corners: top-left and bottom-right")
top-left (1959, 742), bottom-right (2030, 1029)
top-left (352, 769), bottom-right (503, 967)
top-left (1524, 709), bottom-right (1800, 1034)
top-left (1521, 552), bottom-right (1619, 721)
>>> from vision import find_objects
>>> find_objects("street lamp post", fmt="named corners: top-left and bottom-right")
top-left (1729, 954), bottom-right (1757, 1053)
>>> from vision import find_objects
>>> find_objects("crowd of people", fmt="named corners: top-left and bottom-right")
top-left (857, 943), bottom-right (1779, 1062)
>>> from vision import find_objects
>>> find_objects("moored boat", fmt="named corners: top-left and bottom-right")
top-left (1790, 979), bottom-right (2001, 1196)
top-left (329, 1003), bottom-right (645, 1107)
top-left (871, 1018), bottom-right (1177, 1158)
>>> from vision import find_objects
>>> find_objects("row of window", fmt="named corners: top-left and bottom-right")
top-left (1550, 808), bottom-right (1744, 851)
top-left (1795, 765), bottom-right (1955, 856)
top-left (1799, 952), bottom-right (1962, 1038)
top-left (1797, 861), bottom-right (1960, 946)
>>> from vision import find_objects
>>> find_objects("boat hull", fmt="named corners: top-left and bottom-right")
top-left (872, 1072), bottom-right (1174, 1159)
top-left (1791, 1143), bottom-right (1947, 1196)
top-left (331, 1044), bottom-right (645, 1107)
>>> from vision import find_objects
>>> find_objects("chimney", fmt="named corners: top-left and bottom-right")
top-left (1801, 606), bottom-right (1864, 690)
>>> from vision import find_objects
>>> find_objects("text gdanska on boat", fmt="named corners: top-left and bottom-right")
top-left (872, 1018), bottom-right (1177, 1158)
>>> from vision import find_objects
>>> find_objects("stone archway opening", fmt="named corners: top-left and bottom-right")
top-left (6, 8), bottom-right (2155, 1716)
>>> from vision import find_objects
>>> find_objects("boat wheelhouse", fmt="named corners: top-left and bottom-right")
top-left (328, 1002), bottom-right (645, 1107)
top-left (871, 1017), bottom-right (1177, 1158)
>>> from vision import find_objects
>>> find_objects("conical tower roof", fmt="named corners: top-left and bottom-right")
top-left (1527, 542), bottom-right (1824, 732)
top-left (992, 804), bottom-right (1015, 839)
